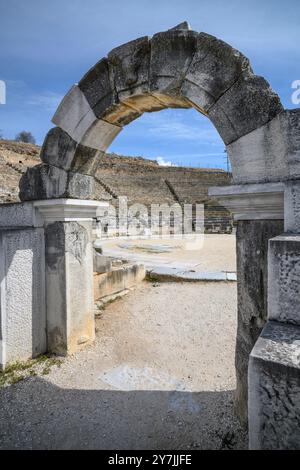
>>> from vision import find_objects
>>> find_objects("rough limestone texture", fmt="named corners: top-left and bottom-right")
top-left (284, 180), bottom-right (300, 232)
top-left (235, 219), bottom-right (284, 424)
top-left (52, 85), bottom-right (122, 147)
top-left (18, 26), bottom-right (287, 196)
top-left (40, 127), bottom-right (100, 175)
top-left (108, 36), bottom-right (150, 102)
top-left (93, 264), bottom-right (146, 300)
top-left (0, 201), bottom-right (43, 228)
top-left (249, 320), bottom-right (300, 449)
top-left (181, 32), bottom-right (250, 112)
top-left (19, 164), bottom-right (94, 201)
top-left (0, 227), bottom-right (46, 369)
top-left (78, 58), bottom-right (114, 118)
top-left (79, 57), bottom-right (140, 126)
top-left (209, 72), bottom-right (283, 145)
top-left (45, 221), bottom-right (95, 355)
top-left (227, 110), bottom-right (300, 184)
top-left (268, 234), bottom-right (300, 325)
top-left (93, 252), bottom-right (112, 274)
top-left (150, 29), bottom-right (197, 93)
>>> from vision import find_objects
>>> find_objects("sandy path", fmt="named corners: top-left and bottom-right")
top-left (99, 234), bottom-right (236, 272)
top-left (0, 282), bottom-right (247, 450)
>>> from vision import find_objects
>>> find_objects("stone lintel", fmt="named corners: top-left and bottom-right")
top-left (34, 199), bottom-right (109, 223)
top-left (209, 182), bottom-right (284, 220)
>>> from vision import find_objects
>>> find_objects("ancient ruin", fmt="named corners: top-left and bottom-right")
top-left (1, 22), bottom-right (300, 449)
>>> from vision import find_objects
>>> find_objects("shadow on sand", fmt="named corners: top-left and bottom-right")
top-left (0, 377), bottom-right (248, 449)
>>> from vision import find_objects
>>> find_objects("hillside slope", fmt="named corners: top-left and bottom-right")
top-left (0, 140), bottom-right (232, 233)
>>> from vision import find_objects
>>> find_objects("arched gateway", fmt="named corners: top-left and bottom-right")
top-left (0, 23), bottom-right (299, 449)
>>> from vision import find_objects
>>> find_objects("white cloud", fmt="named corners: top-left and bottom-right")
top-left (139, 110), bottom-right (222, 144)
top-left (26, 91), bottom-right (63, 112)
top-left (156, 157), bottom-right (178, 167)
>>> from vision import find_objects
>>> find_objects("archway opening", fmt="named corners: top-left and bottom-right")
top-left (91, 104), bottom-right (243, 448)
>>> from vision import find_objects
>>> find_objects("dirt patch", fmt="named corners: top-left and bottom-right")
top-left (0, 282), bottom-right (247, 449)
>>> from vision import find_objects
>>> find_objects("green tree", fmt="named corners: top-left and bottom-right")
top-left (15, 131), bottom-right (36, 144)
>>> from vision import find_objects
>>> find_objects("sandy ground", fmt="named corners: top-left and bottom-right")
top-left (0, 282), bottom-right (247, 450)
top-left (98, 234), bottom-right (236, 272)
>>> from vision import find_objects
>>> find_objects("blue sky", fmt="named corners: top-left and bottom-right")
top-left (0, 0), bottom-right (299, 169)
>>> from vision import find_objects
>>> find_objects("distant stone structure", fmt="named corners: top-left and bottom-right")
top-left (0, 140), bottom-right (233, 233)
top-left (0, 22), bottom-right (300, 449)
top-left (94, 154), bottom-right (232, 234)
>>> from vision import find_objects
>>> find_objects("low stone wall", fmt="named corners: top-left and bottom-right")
top-left (94, 264), bottom-right (146, 300)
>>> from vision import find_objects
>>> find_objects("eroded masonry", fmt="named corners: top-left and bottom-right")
top-left (0, 22), bottom-right (300, 449)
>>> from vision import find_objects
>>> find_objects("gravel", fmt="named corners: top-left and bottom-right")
top-left (0, 282), bottom-right (247, 450)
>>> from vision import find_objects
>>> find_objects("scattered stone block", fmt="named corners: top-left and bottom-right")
top-left (94, 263), bottom-right (145, 300)
top-left (93, 251), bottom-right (112, 273)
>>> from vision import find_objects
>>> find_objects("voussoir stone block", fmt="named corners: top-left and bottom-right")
top-left (78, 58), bottom-right (113, 114)
top-left (169, 21), bottom-right (191, 31)
top-left (226, 111), bottom-right (292, 184)
top-left (78, 57), bottom-right (140, 126)
top-left (40, 127), bottom-right (77, 169)
top-left (249, 321), bottom-right (300, 449)
top-left (19, 164), bottom-right (94, 201)
top-left (52, 85), bottom-right (123, 146)
top-left (208, 72), bottom-right (283, 144)
top-left (268, 234), bottom-right (300, 325)
top-left (40, 127), bottom-right (100, 175)
top-left (108, 36), bottom-right (150, 101)
top-left (52, 85), bottom-right (93, 142)
top-left (150, 29), bottom-right (198, 97)
top-left (181, 33), bottom-right (251, 112)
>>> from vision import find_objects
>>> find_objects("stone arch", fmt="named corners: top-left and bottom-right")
top-left (9, 22), bottom-right (300, 449)
top-left (20, 21), bottom-right (300, 201)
